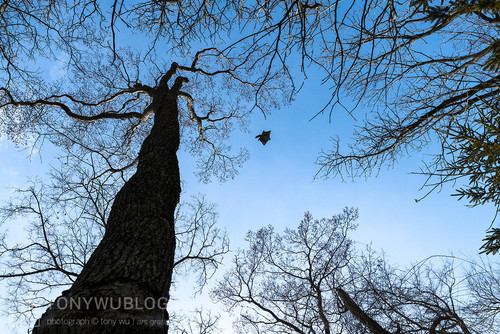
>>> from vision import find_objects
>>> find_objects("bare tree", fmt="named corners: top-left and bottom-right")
top-left (312, 0), bottom-right (500, 251)
top-left (0, 1), bottom-right (339, 332)
top-left (169, 308), bottom-right (222, 334)
top-left (212, 209), bottom-right (358, 334)
top-left (173, 195), bottom-right (229, 295)
top-left (0, 169), bottom-right (228, 330)
top-left (3, 0), bottom-right (496, 332)
top-left (214, 209), bottom-right (499, 333)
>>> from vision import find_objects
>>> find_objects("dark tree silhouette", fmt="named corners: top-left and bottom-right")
top-left (2, 0), bottom-right (498, 332)
top-left (0, 1), bottom-right (338, 332)
top-left (212, 209), bottom-right (359, 334)
top-left (214, 210), bottom-right (500, 333)
top-left (0, 181), bottom-right (227, 329)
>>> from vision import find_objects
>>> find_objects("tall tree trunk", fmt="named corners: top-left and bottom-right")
top-left (33, 75), bottom-right (186, 333)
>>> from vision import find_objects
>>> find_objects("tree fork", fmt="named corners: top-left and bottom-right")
top-left (33, 73), bottom-right (188, 333)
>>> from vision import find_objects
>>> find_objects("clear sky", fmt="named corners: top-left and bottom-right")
top-left (180, 75), bottom-right (497, 262)
top-left (1, 12), bottom-right (498, 333)
top-left (1, 68), bottom-right (497, 334)
top-left (1, 66), bottom-right (497, 332)
top-left (176, 74), bottom-right (497, 331)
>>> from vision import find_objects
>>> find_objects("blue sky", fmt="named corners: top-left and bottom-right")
top-left (176, 74), bottom-right (497, 331)
top-left (1, 14), bottom-right (498, 332)
top-left (1, 63), bottom-right (497, 332)
top-left (0, 71), bottom-right (497, 333)
top-left (180, 74), bottom-right (497, 263)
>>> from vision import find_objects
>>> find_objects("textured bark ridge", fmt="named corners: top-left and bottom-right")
top-left (33, 75), bottom-right (186, 333)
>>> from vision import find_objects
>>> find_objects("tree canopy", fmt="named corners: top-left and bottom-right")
top-left (1, 0), bottom-right (500, 332)
top-left (0, 1), bottom-right (343, 331)
top-left (214, 209), bottom-right (500, 333)
top-left (311, 0), bottom-right (500, 252)
top-left (3, 1), bottom-right (499, 204)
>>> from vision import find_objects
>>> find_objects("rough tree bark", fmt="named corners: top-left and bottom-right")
top-left (32, 69), bottom-right (187, 333)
